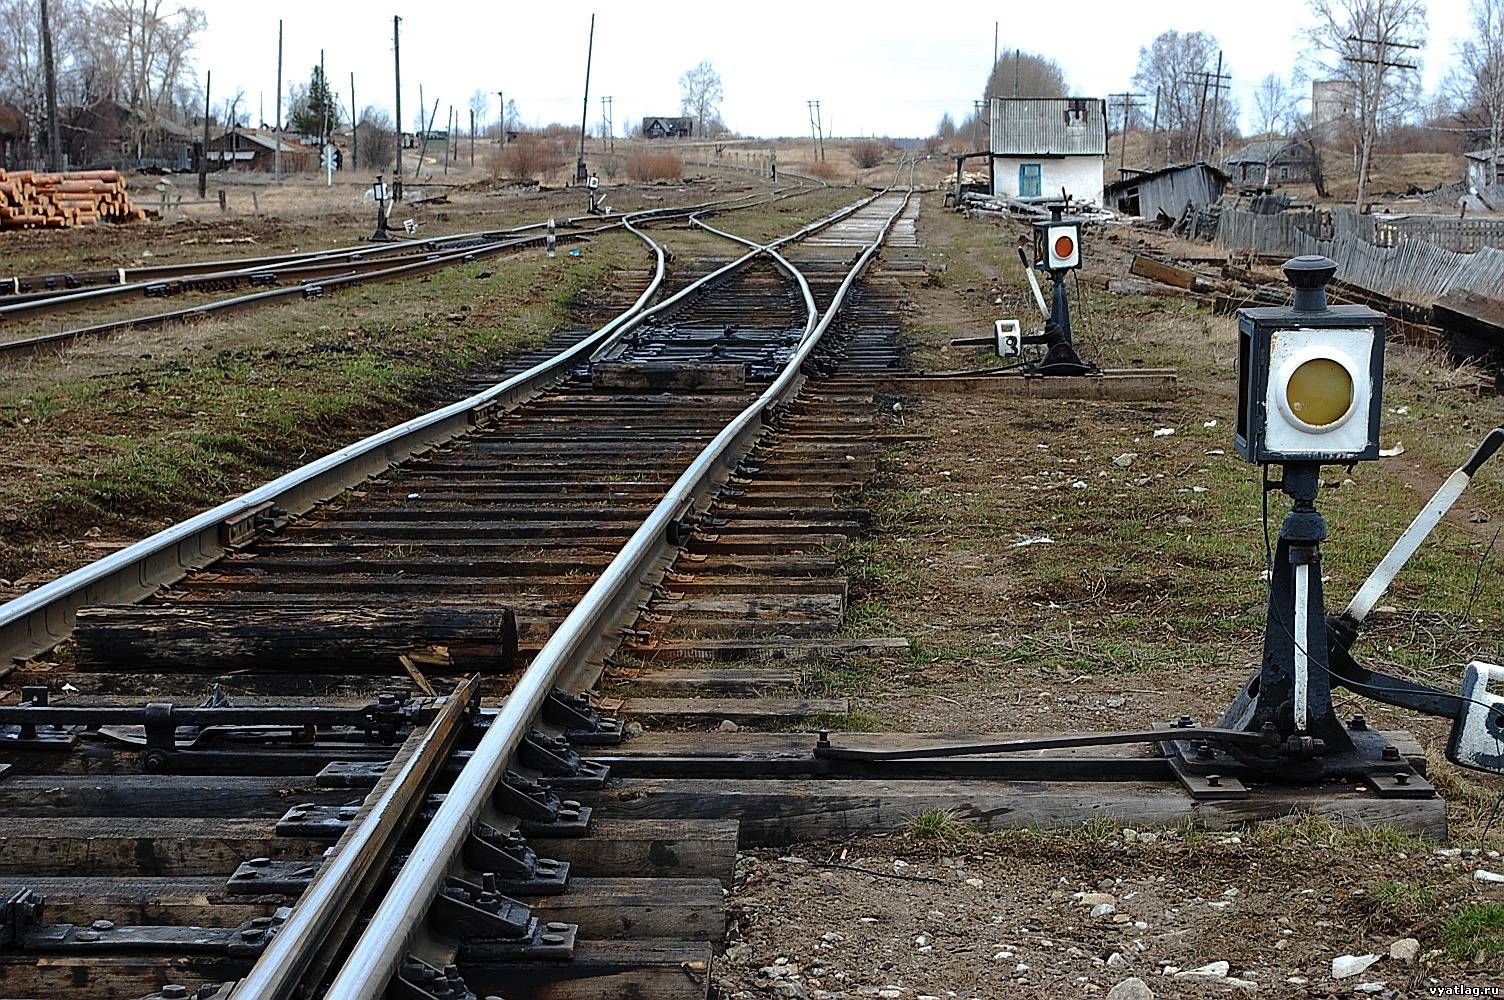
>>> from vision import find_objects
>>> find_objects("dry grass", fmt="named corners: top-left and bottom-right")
top-left (625, 151), bottom-right (683, 182)
top-left (804, 160), bottom-right (842, 182)
top-left (492, 137), bottom-right (567, 182)
top-left (848, 140), bottom-right (888, 170)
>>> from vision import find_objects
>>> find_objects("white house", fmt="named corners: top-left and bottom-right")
top-left (990, 97), bottom-right (1107, 205)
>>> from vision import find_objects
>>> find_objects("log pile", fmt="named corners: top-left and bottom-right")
top-left (0, 168), bottom-right (147, 230)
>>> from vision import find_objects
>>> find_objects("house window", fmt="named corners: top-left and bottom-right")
top-left (1280, 166), bottom-right (1289, 180)
top-left (1064, 98), bottom-right (1088, 127)
top-left (1019, 163), bottom-right (1042, 197)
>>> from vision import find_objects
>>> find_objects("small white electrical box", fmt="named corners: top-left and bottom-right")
top-left (995, 319), bottom-right (1022, 358)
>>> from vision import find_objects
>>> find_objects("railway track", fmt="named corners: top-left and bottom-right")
top-left (0, 179), bottom-right (820, 363)
top-left (0, 182), bottom-right (921, 999)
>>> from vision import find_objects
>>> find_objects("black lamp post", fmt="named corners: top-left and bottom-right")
top-left (370, 174), bottom-right (394, 242)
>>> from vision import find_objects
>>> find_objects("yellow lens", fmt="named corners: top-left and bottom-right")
top-left (1285, 357), bottom-right (1353, 427)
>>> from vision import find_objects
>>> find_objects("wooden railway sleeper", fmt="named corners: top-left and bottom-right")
top-left (2, 890), bottom-right (292, 958)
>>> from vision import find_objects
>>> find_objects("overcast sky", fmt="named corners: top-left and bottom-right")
top-left (191, 0), bottom-right (1472, 137)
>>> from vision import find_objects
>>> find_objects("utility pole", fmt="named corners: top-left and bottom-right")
top-left (1148, 84), bottom-right (1162, 168)
top-left (1188, 59), bottom-right (1230, 161)
top-left (496, 91), bottom-right (505, 145)
top-left (808, 100), bottom-right (826, 161)
top-left (392, 15), bottom-right (402, 193)
top-left (274, 19), bottom-right (282, 182)
top-left (40, 0), bottom-right (60, 170)
top-left (1344, 34), bottom-right (1419, 212)
top-left (601, 95), bottom-right (613, 153)
top-left (993, 20), bottom-right (998, 69)
top-left (576, 12), bottom-right (595, 184)
top-left (1208, 51), bottom-right (1225, 161)
top-left (1014, 47), bottom-right (1020, 96)
top-left (443, 105), bottom-right (452, 175)
top-left (350, 72), bottom-right (358, 171)
top-left (199, 70), bottom-right (211, 197)
top-left (1109, 91), bottom-right (1145, 177)
top-left (469, 107), bottom-right (475, 166)
top-left (413, 97), bottom-right (437, 179)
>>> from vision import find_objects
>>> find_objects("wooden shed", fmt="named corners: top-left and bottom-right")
top-left (1103, 162), bottom-right (1228, 221)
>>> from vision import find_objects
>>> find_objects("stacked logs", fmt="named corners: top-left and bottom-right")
top-left (0, 168), bottom-right (147, 230)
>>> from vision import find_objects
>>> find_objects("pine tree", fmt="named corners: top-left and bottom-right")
top-left (291, 65), bottom-right (339, 140)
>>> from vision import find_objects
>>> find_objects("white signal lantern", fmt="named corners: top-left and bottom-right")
top-left (1234, 256), bottom-right (1386, 465)
top-left (1045, 224), bottom-right (1081, 270)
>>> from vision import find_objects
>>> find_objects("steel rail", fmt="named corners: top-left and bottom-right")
top-left (317, 187), bottom-right (912, 1000)
top-left (0, 190), bottom-right (773, 317)
top-left (232, 675), bottom-right (479, 998)
top-left (219, 189), bottom-right (882, 1000)
top-left (0, 208), bottom-right (679, 664)
top-left (0, 182), bottom-right (844, 668)
top-left (0, 225), bottom-right (608, 362)
top-left (0, 190), bottom-right (783, 361)
top-left (0, 190), bottom-right (763, 302)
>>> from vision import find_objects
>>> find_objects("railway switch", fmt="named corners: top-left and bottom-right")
top-left (996, 203), bottom-right (1097, 376)
top-left (824, 254), bottom-right (1504, 792)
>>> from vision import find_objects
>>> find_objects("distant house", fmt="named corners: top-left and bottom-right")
top-left (0, 104), bottom-right (26, 167)
top-left (63, 99), bottom-right (194, 170)
top-left (207, 130), bottom-right (316, 172)
top-left (641, 116), bottom-right (693, 139)
top-left (1225, 139), bottom-right (1317, 186)
top-left (1466, 148), bottom-right (1503, 189)
top-left (990, 97), bottom-right (1107, 205)
top-left (1102, 162), bottom-right (1228, 221)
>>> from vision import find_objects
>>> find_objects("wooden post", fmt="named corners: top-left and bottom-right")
top-left (274, 19), bottom-right (282, 182)
top-left (576, 13), bottom-right (596, 182)
top-left (350, 72), bottom-right (358, 171)
top-left (40, 0), bottom-right (61, 171)
top-left (199, 70), bottom-right (211, 198)
top-left (393, 15), bottom-right (403, 190)
top-left (469, 108), bottom-right (475, 167)
top-left (444, 106), bottom-right (452, 175)
top-left (1149, 85), bottom-right (1161, 168)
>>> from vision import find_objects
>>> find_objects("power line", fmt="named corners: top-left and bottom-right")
top-left (1109, 91), bottom-right (1146, 176)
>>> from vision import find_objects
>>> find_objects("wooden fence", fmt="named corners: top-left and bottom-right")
top-left (1214, 206), bottom-right (1504, 306)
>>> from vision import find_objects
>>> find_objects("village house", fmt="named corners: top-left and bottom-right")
top-left (641, 116), bottom-right (693, 139)
top-left (206, 130), bottom-right (316, 172)
top-left (989, 96), bottom-right (1107, 205)
top-left (1225, 139), bottom-right (1318, 186)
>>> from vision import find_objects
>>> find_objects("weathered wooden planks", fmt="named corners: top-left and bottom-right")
top-left (72, 603), bottom-right (518, 672)
top-left (0, 818), bottom-right (327, 876)
top-left (583, 777), bottom-right (1449, 844)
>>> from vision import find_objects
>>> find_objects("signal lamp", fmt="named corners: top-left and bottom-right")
top-left (1234, 256), bottom-right (1384, 465)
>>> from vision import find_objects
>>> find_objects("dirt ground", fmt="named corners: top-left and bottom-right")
top-left (714, 195), bottom-right (1504, 999)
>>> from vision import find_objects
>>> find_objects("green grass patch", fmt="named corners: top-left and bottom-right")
top-left (1438, 903), bottom-right (1504, 962)
top-left (908, 808), bottom-right (976, 844)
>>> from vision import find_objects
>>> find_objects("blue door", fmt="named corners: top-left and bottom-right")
top-left (1018, 163), bottom-right (1042, 197)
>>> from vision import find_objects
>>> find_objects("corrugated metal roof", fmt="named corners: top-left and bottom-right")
top-left (990, 98), bottom-right (1106, 157)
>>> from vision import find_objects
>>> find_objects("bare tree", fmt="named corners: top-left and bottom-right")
top-left (1133, 30), bottom-right (1238, 162)
top-left (1307, 0), bottom-right (1427, 209)
top-left (467, 88), bottom-right (488, 138)
top-left (1254, 74), bottom-right (1296, 136)
top-left (678, 60), bottom-right (723, 138)
top-left (356, 105), bottom-right (395, 169)
top-left (1456, 0), bottom-right (1504, 177)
